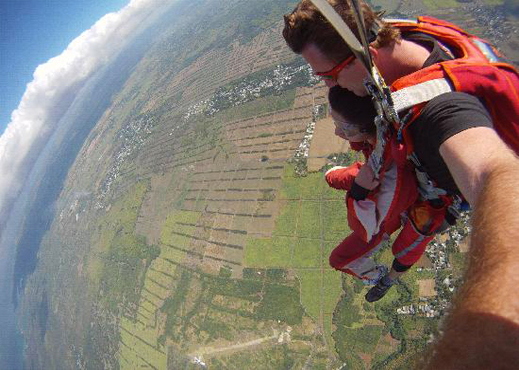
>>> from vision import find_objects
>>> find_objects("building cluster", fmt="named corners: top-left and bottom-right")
top-left (184, 62), bottom-right (318, 120)
top-left (396, 212), bottom-right (471, 318)
top-left (290, 120), bottom-right (315, 177)
top-left (294, 121), bottom-right (315, 159)
top-left (95, 115), bottom-right (155, 209)
top-left (469, 5), bottom-right (518, 45)
top-left (397, 303), bottom-right (438, 318)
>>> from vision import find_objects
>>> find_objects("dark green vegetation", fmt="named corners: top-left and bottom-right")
top-left (159, 267), bottom-right (304, 343)
top-left (95, 183), bottom-right (161, 313)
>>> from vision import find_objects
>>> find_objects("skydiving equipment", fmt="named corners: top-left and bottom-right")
top-left (328, 230), bottom-right (389, 283)
top-left (385, 16), bottom-right (519, 212)
top-left (314, 23), bottom-right (379, 82)
top-left (365, 274), bottom-right (394, 302)
top-left (309, 1), bottom-right (519, 181)
top-left (325, 156), bottom-right (450, 281)
top-left (330, 109), bottom-right (371, 141)
top-left (310, 0), bottom-right (519, 215)
top-left (386, 16), bottom-right (519, 158)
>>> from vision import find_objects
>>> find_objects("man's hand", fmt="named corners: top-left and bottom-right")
top-left (354, 164), bottom-right (379, 190)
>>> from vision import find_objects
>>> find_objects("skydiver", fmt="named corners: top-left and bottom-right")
top-left (325, 86), bottom-right (452, 302)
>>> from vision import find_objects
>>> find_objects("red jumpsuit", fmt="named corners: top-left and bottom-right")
top-left (326, 141), bottom-right (448, 283)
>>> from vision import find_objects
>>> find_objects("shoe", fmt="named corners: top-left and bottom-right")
top-left (365, 275), bottom-right (394, 302)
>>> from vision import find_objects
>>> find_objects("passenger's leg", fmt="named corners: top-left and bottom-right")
top-left (329, 231), bottom-right (387, 284)
top-left (366, 214), bottom-right (439, 302)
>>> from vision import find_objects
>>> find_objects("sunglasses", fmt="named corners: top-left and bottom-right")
top-left (315, 54), bottom-right (355, 81)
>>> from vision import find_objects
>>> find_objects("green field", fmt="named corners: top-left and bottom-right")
top-left (244, 165), bottom-right (348, 357)
top-left (422, 0), bottom-right (460, 10)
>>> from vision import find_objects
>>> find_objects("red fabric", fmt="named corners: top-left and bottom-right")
top-left (390, 18), bottom-right (519, 156)
top-left (325, 162), bottom-right (363, 190)
top-left (392, 16), bottom-right (496, 60)
top-left (327, 159), bottom-right (445, 271)
top-left (329, 231), bottom-right (385, 271)
top-left (327, 17), bottom-right (519, 274)
top-left (329, 207), bottom-right (444, 270)
top-left (349, 141), bottom-right (373, 158)
top-left (392, 220), bottom-right (434, 266)
top-left (344, 151), bottom-right (419, 243)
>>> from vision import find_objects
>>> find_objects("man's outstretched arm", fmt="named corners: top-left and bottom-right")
top-left (425, 127), bottom-right (519, 369)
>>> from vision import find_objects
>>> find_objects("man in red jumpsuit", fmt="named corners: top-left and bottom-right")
top-left (326, 86), bottom-right (449, 302)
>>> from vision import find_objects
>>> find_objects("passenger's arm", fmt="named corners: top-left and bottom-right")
top-left (352, 162), bottom-right (379, 191)
top-left (426, 126), bottom-right (519, 368)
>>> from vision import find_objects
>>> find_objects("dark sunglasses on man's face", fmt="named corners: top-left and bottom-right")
top-left (315, 54), bottom-right (355, 81)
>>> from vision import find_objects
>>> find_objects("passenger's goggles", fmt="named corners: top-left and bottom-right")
top-left (332, 115), bottom-right (369, 139)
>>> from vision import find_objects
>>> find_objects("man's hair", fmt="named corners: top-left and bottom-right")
top-left (283, 0), bottom-right (400, 62)
top-left (328, 86), bottom-right (376, 134)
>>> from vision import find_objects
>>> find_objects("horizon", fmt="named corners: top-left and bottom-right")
top-left (0, 0), bottom-right (129, 134)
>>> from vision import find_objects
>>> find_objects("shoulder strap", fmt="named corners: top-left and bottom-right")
top-left (391, 78), bottom-right (453, 113)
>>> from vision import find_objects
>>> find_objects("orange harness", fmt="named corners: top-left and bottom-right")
top-left (388, 16), bottom-right (519, 157)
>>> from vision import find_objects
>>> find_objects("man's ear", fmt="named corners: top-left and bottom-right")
top-left (369, 46), bottom-right (379, 63)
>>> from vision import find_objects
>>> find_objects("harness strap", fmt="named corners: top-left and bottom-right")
top-left (391, 78), bottom-right (453, 113)
top-left (408, 153), bottom-right (447, 200)
top-left (408, 153), bottom-right (467, 224)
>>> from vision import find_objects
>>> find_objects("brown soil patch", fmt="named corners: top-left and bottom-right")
top-left (223, 248), bottom-right (243, 267)
top-left (209, 230), bottom-right (230, 245)
top-left (375, 332), bottom-right (400, 356)
top-left (308, 117), bottom-right (350, 172)
top-left (232, 216), bottom-right (256, 232)
top-left (437, 233), bottom-right (449, 243)
top-left (458, 237), bottom-right (470, 253)
top-left (200, 259), bottom-right (221, 275)
top-left (415, 254), bottom-right (433, 269)
top-left (229, 201), bottom-right (256, 214)
top-left (293, 87), bottom-right (314, 109)
top-left (212, 214), bottom-right (235, 229)
top-left (418, 279), bottom-right (437, 297)
top-left (207, 201), bottom-right (236, 215)
top-left (247, 217), bottom-right (275, 236)
top-left (359, 353), bottom-right (373, 368)
top-left (136, 174), bottom-right (174, 245)
top-left (231, 265), bottom-right (244, 279)
top-left (227, 232), bottom-right (247, 248)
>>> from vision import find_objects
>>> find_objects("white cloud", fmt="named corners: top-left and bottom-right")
top-left (0, 0), bottom-right (174, 228)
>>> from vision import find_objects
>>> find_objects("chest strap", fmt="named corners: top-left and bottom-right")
top-left (391, 78), bottom-right (453, 113)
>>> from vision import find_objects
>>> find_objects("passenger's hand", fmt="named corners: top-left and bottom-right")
top-left (354, 164), bottom-right (379, 190)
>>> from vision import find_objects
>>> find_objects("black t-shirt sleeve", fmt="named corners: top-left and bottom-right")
top-left (409, 92), bottom-right (493, 193)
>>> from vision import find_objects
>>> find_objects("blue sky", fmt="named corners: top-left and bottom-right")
top-left (0, 0), bottom-right (130, 134)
